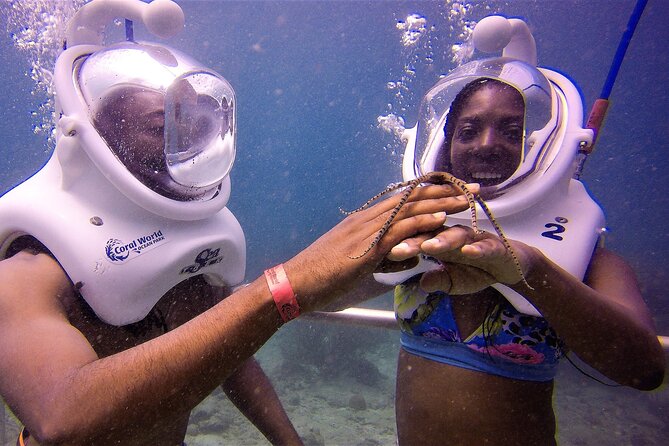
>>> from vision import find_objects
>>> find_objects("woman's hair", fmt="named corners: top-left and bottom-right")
top-left (434, 77), bottom-right (521, 172)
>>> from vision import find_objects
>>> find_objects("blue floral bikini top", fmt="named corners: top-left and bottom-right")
top-left (394, 279), bottom-right (565, 382)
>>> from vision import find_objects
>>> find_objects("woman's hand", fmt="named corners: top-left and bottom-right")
top-left (387, 225), bottom-right (537, 295)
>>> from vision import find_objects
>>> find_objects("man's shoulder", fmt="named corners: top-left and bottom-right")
top-left (3, 235), bottom-right (54, 258)
top-left (0, 249), bottom-right (60, 280)
top-left (0, 244), bottom-right (72, 316)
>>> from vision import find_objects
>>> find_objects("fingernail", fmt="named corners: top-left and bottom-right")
top-left (391, 242), bottom-right (410, 255)
top-left (432, 211), bottom-right (446, 219)
top-left (422, 238), bottom-right (440, 249)
top-left (466, 183), bottom-right (480, 194)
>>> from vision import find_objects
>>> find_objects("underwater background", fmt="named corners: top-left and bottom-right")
top-left (1, 0), bottom-right (668, 444)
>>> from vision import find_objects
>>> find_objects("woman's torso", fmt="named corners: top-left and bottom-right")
top-left (395, 287), bottom-right (561, 445)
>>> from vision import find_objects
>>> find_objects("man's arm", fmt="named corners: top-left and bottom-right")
top-left (0, 184), bottom-right (467, 445)
top-left (0, 251), bottom-right (287, 444)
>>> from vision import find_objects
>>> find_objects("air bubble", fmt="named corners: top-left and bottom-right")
top-left (6, 0), bottom-right (86, 146)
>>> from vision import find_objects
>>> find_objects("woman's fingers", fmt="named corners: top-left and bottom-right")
top-left (420, 263), bottom-right (496, 294)
top-left (387, 233), bottom-right (433, 261)
top-left (420, 225), bottom-right (475, 254)
top-left (348, 185), bottom-right (470, 256)
top-left (419, 226), bottom-right (508, 259)
top-left (460, 237), bottom-right (508, 258)
top-left (378, 212), bottom-right (448, 253)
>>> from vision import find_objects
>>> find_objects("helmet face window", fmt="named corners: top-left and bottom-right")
top-left (164, 72), bottom-right (236, 188)
top-left (76, 43), bottom-right (237, 201)
top-left (412, 57), bottom-right (554, 198)
top-left (443, 79), bottom-right (525, 187)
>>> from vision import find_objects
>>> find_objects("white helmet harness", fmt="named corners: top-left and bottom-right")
top-left (0, 0), bottom-right (246, 325)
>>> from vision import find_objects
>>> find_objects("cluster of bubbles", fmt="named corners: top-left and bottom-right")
top-left (377, 2), bottom-right (483, 160)
top-left (446, 1), bottom-right (477, 65)
top-left (390, 14), bottom-right (432, 112)
top-left (376, 113), bottom-right (406, 156)
top-left (377, 13), bottom-right (431, 156)
top-left (397, 13), bottom-right (428, 48)
top-left (4, 0), bottom-right (86, 146)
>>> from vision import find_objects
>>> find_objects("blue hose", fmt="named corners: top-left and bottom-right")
top-left (599, 0), bottom-right (648, 100)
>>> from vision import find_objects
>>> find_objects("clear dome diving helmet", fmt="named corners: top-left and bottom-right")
top-left (379, 16), bottom-right (606, 316)
top-left (77, 43), bottom-right (237, 204)
top-left (0, 0), bottom-right (246, 325)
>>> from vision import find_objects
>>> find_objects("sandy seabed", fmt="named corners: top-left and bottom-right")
top-left (2, 320), bottom-right (667, 446)
top-left (185, 321), bottom-right (669, 446)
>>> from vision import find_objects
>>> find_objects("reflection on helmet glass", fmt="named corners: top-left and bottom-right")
top-left (221, 97), bottom-right (232, 135)
top-left (172, 96), bottom-right (221, 155)
top-left (165, 72), bottom-right (236, 189)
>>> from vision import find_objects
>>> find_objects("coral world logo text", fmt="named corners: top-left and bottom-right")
top-left (105, 230), bottom-right (166, 263)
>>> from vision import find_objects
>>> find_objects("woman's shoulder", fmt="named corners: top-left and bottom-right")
top-left (586, 246), bottom-right (636, 279)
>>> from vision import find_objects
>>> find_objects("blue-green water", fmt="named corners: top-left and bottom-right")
top-left (1, 1), bottom-right (668, 445)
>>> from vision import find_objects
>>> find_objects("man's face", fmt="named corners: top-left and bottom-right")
top-left (449, 85), bottom-right (525, 187)
top-left (94, 87), bottom-right (167, 187)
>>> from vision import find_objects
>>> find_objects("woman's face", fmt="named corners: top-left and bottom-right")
top-left (449, 84), bottom-right (525, 187)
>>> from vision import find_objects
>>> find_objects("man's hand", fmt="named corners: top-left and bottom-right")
top-left (284, 184), bottom-right (472, 312)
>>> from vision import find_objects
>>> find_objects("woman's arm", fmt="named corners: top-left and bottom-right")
top-left (518, 246), bottom-right (664, 390)
top-left (391, 227), bottom-right (665, 390)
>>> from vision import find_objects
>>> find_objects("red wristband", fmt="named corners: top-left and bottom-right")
top-left (264, 264), bottom-right (300, 322)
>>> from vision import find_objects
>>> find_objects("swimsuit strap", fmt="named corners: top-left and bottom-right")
top-left (17, 427), bottom-right (28, 446)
